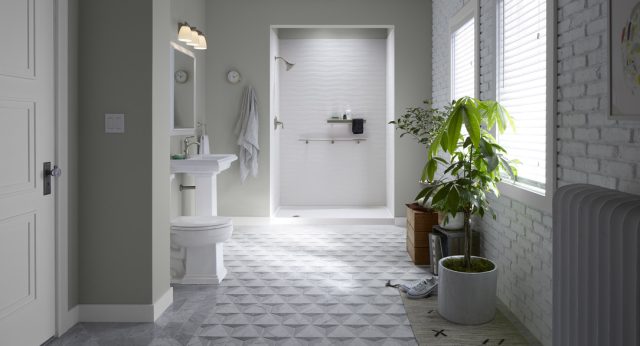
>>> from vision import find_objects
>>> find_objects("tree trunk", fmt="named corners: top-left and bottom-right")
top-left (464, 209), bottom-right (472, 271)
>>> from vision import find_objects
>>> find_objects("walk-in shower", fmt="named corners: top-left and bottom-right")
top-left (269, 27), bottom-right (396, 223)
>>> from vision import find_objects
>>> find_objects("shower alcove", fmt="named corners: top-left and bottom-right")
top-left (269, 26), bottom-right (395, 223)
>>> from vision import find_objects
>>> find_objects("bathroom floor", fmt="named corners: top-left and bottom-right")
top-left (48, 224), bottom-right (430, 345)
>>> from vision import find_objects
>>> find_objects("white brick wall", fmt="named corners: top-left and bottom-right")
top-left (557, 0), bottom-right (640, 193)
top-left (433, 0), bottom-right (640, 345)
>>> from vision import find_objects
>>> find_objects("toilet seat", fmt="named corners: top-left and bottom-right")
top-left (171, 216), bottom-right (232, 231)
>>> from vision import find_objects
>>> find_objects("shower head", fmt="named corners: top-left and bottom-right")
top-left (275, 56), bottom-right (295, 71)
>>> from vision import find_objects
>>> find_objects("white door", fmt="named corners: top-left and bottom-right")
top-left (0, 1), bottom-right (57, 345)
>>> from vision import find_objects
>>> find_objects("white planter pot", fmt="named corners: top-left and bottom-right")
top-left (438, 212), bottom-right (465, 230)
top-left (437, 255), bottom-right (498, 325)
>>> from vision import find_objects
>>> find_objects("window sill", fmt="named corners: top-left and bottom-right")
top-left (497, 181), bottom-right (553, 214)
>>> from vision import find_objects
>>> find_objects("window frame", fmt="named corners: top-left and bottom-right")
top-left (495, 0), bottom-right (557, 213)
top-left (450, 0), bottom-right (480, 101)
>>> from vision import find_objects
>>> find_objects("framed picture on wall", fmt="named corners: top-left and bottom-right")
top-left (609, 0), bottom-right (640, 120)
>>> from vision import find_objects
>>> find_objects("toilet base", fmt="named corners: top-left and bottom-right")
top-left (171, 267), bottom-right (227, 285)
top-left (171, 242), bottom-right (228, 285)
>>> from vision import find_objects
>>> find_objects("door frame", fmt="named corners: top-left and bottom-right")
top-left (54, 0), bottom-right (76, 336)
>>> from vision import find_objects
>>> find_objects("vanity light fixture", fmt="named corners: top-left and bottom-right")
top-left (178, 22), bottom-right (193, 42)
top-left (194, 31), bottom-right (207, 50)
top-left (177, 22), bottom-right (207, 50)
top-left (187, 27), bottom-right (199, 46)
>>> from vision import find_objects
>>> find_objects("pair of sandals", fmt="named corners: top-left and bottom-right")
top-left (399, 276), bottom-right (438, 299)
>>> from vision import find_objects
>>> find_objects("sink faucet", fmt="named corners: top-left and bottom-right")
top-left (183, 136), bottom-right (200, 158)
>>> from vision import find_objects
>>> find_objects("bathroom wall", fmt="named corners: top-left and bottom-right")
top-left (205, 0), bottom-right (432, 217)
top-left (79, 0), bottom-right (154, 304)
top-left (278, 36), bottom-right (387, 206)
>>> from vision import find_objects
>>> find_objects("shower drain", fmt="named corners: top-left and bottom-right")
top-left (292, 215), bottom-right (300, 218)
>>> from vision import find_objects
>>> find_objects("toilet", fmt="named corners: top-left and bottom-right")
top-left (170, 216), bottom-right (233, 284)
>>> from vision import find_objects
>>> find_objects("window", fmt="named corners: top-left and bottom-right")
top-left (451, 17), bottom-right (475, 100)
top-left (497, 0), bottom-right (554, 201)
top-left (451, 1), bottom-right (478, 101)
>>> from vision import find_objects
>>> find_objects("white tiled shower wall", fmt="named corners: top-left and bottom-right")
top-left (434, 0), bottom-right (640, 344)
top-left (279, 39), bottom-right (387, 206)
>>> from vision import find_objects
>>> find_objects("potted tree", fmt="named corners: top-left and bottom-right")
top-left (417, 96), bottom-right (517, 324)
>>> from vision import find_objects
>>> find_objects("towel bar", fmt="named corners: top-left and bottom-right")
top-left (298, 138), bottom-right (367, 144)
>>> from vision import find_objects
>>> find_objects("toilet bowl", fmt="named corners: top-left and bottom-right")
top-left (170, 216), bottom-right (233, 284)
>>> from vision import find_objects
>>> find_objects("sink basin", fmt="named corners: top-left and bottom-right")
top-left (171, 154), bottom-right (238, 174)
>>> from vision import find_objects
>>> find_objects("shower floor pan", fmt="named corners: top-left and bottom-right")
top-left (274, 206), bottom-right (394, 225)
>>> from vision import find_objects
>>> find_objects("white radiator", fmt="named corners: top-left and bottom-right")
top-left (553, 184), bottom-right (640, 346)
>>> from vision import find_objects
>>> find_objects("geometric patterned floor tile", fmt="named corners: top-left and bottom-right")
top-left (46, 224), bottom-right (428, 346)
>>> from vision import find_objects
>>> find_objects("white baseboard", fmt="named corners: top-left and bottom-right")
top-left (57, 305), bottom-right (79, 336)
top-left (394, 217), bottom-right (407, 226)
top-left (153, 287), bottom-right (174, 320)
top-left (78, 287), bottom-right (173, 323)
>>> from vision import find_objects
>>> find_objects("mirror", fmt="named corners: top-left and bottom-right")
top-left (170, 42), bottom-right (196, 135)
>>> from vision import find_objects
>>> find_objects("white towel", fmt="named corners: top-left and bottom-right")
top-left (199, 135), bottom-right (211, 155)
top-left (234, 86), bottom-right (259, 183)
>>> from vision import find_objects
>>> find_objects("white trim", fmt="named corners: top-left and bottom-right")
top-left (394, 217), bottom-right (407, 227)
top-left (495, 0), bottom-right (557, 214)
top-left (153, 287), bottom-right (174, 320)
top-left (54, 0), bottom-right (75, 336)
top-left (78, 288), bottom-right (173, 323)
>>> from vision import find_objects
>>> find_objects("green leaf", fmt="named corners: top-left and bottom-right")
top-left (486, 154), bottom-right (499, 172)
top-left (440, 131), bottom-right (449, 152)
top-left (431, 184), bottom-right (451, 206)
top-left (462, 99), bottom-right (481, 148)
top-left (424, 158), bottom-right (438, 182)
top-left (446, 186), bottom-right (460, 211)
top-left (447, 109), bottom-right (463, 153)
top-left (415, 185), bottom-right (434, 201)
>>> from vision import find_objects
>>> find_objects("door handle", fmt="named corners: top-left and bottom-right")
top-left (43, 162), bottom-right (62, 195)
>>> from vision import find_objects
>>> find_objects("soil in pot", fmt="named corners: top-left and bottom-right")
top-left (442, 257), bottom-right (495, 273)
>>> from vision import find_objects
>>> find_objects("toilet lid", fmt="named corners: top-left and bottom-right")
top-left (171, 216), bottom-right (232, 230)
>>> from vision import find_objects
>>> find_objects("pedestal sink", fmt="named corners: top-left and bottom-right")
top-left (170, 154), bottom-right (237, 216)
top-left (170, 154), bottom-right (237, 175)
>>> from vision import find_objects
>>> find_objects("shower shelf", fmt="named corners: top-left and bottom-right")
top-left (299, 138), bottom-right (367, 144)
top-left (326, 119), bottom-right (366, 124)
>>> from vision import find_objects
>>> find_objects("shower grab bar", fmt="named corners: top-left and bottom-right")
top-left (298, 138), bottom-right (367, 144)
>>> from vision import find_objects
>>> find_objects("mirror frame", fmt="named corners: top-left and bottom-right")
top-left (170, 41), bottom-right (197, 136)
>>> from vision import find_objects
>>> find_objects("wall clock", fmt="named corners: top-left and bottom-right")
top-left (227, 70), bottom-right (241, 84)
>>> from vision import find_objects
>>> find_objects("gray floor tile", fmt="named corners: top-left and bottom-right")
top-left (48, 225), bottom-right (429, 345)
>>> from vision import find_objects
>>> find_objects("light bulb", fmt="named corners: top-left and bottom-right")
top-left (195, 34), bottom-right (207, 50)
top-left (178, 24), bottom-right (192, 42)
top-left (187, 29), bottom-right (199, 46)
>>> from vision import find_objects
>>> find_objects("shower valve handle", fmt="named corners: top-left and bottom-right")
top-left (274, 117), bottom-right (284, 130)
